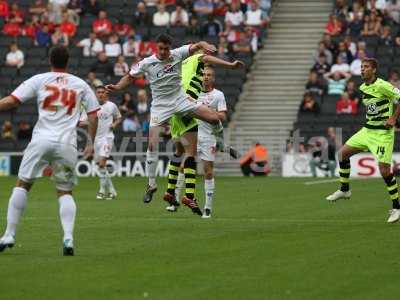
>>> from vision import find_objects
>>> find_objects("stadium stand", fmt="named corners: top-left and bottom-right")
top-left (292, 0), bottom-right (400, 153)
top-left (0, 0), bottom-right (270, 151)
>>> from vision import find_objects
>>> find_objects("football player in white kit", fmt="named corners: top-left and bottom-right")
top-left (0, 46), bottom-right (100, 256)
top-left (197, 67), bottom-right (228, 218)
top-left (80, 86), bottom-right (122, 200)
top-left (106, 34), bottom-right (223, 206)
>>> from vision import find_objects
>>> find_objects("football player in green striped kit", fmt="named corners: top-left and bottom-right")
top-left (326, 58), bottom-right (400, 223)
top-left (163, 52), bottom-right (244, 216)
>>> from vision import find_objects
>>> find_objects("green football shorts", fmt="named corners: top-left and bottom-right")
top-left (170, 114), bottom-right (198, 139)
top-left (346, 127), bottom-right (395, 164)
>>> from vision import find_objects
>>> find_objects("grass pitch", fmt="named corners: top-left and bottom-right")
top-left (0, 176), bottom-right (399, 300)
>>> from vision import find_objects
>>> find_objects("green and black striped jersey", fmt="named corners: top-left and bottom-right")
top-left (360, 78), bottom-right (400, 130)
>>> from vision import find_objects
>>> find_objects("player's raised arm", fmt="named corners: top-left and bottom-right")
top-left (189, 41), bottom-right (217, 55)
top-left (0, 95), bottom-right (21, 112)
top-left (201, 55), bottom-right (245, 69)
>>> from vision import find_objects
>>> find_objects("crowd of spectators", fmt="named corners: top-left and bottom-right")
top-left (299, 0), bottom-right (400, 119)
top-left (1, 0), bottom-right (270, 140)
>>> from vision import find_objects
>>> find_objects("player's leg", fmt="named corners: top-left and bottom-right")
top-left (326, 129), bottom-right (366, 202)
top-left (180, 131), bottom-right (202, 215)
top-left (374, 135), bottom-right (400, 223)
top-left (164, 141), bottom-right (184, 207)
top-left (53, 143), bottom-right (78, 256)
top-left (0, 179), bottom-right (32, 252)
top-left (202, 160), bottom-right (215, 218)
top-left (104, 138), bottom-right (117, 199)
top-left (96, 156), bottom-right (108, 200)
top-left (143, 124), bottom-right (162, 203)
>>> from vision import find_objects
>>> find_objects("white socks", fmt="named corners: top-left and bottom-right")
top-left (204, 178), bottom-right (215, 210)
top-left (5, 187), bottom-right (28, 237)
top-left (146, 150), bottom-right (158, 187)
top-left (98, 167), bottom-right (116, 194)
top-left (58, 194), bottom-right (76, 241)
top-left (175, 172), bottom-right (185, 201)
top-left (98, 168), bottom-right (108, 193)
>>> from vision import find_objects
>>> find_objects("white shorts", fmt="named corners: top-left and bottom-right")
top-left (150, 94), bottom-right (202, 127)
top-left (197, 135), bottom-right (217, 162)
top-left (95, 137), bottom-right (113, 159)
top-left (18, 140), bottom-right (78, 191)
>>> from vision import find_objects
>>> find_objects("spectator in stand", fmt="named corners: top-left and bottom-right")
top-left (138, 37), bottom-right (157, 57)
top-left (132, 2), bottom-right (152, 27)
top-left (92, 10), bottom-right (112, 37)
top-left (387, 0), bottom-right (400, 23)
top-left (325, 14), bottom-right (343, 36)
top-left (306, 71), bottom-right (325, 98)
top-left (220, 21), bottom-right (240, 44)
top-left (29, 0), bottom-right (47, 17)
top-left (40, 11), bottom-right (56, 32)
top-left (86, 71), bottom-right (103, 90)
top-left (7, 2), bottom-right (24, 24)
top-left (123, 112), bottom-right (141, 132)
top-left (336, 92), bottom-right (358, 114)
top-left (333, 0), bottom-right (347, 20)
top-left (0, 0), bottom-right (9, 18)
top-left (114, 18), bottom-right (131, 39)
top-left (104, 34), bottom-right (122, 57)
top-left (186, 14), bottom-right (202, 36)
top-left (123, 37), bottom-right (139, 57)
top-left (379, 25), bottom-right (393, 46)
top-left (119, 92), bottom-right (136, 116)
top-left (324, 71), bottom-right (351, 95)
top-left (144, 0), bottom-right (158, 7)
top-left (1, 121), bottom-right (15, 140)
top-left (114, 55), bottom-right (129, 77)
top-left (82, 0), bottom-right (101, 16)
top-left (347, 1), bottom-right (364, 21)
top-left (60, 12), bottom-right (76, 37)
top-left (245, 0), bottom-right (268, 27)
top-left (6, 43), bottom-right (24, 68)
top-left (343, 35), bottom-right (357, 57)
top-left (330, 56), bottom-right (350, 77)
top-left (3, 18), bottom-right (22, 37)
top-left (356, 40), bottom-right (373, 57)
top-left (350, 49), bottom-right (366, 76)
top-left (368, 0), bottom-right (388, 11)
top-left (233, 31), bottom-right (252, 54)
top-left (362, 11), bottom-right (381, 36)
top-left (76, 32), bottom-right (104, 57)
top-left (35, 24), bottom-right (51, 47)
top-left (67, 0), bottom-right (82, 24)
top-left (51, 26), bottom-right (69, 46)
top-left (313, 41), bottom-right (333, 65)
top-left (389, 70), bottom-right (400, 89)
top-left (225, 2), bottom-right (244, 26)
top-left (136, 89), bottom-right (150, 123)
top-left (337, 41), bottom-right (353, 64)
top-left (193, 0), bottom-right (214, 17)
top-left (171, 2), bottom-right (189, 27)
top-left (300, 93), bottom-right (320, 114)
top-left (214, 0), bottom-right (228, 16)
top-left (345, 80), bottom-right (361, 105)
top-left (48, 1), bottom-right (66, 25)
top-left (153, 4), bottom-right (170, 27)
top-left (17, 121), bottom-right (32, 140)
top-left (245, 26), bottom-right (258, 53)
top-left (347, 11), bottom-right (364, 37)
top-left (312, 54), bottom-right (331, 76)
top-left (90, 51), bottom-right (114, 79)
top-left (23, 18), bottom-right (38, 39)
top-left (202, 14), bottom-right (222, 37)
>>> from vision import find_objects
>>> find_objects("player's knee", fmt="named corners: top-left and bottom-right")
top-left (16, 179), bottom-right (32, 192)
top-left (379, 165), bottom-right (391, 178)
top-left (97, 160), bottom-right (106, 168)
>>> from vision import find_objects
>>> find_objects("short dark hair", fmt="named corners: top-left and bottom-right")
top-left (362, 57), bottom-right (378, 70)
top-left (49, 46), bottom-right (69, 69)
top-left (156, 33), bottom-right (173, 45)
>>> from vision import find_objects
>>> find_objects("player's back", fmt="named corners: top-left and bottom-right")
top-left (12, 71), bottom-right (99, 146)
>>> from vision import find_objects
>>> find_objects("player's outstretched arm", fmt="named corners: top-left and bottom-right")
top-left (189, 41), bottom-right (217, 55)
top-left (0, 96), bottom-right (20, 112)
top-left (202, 55), bottom-right (245, 69)
top-left (105, 74), bottom-right (134, 92)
